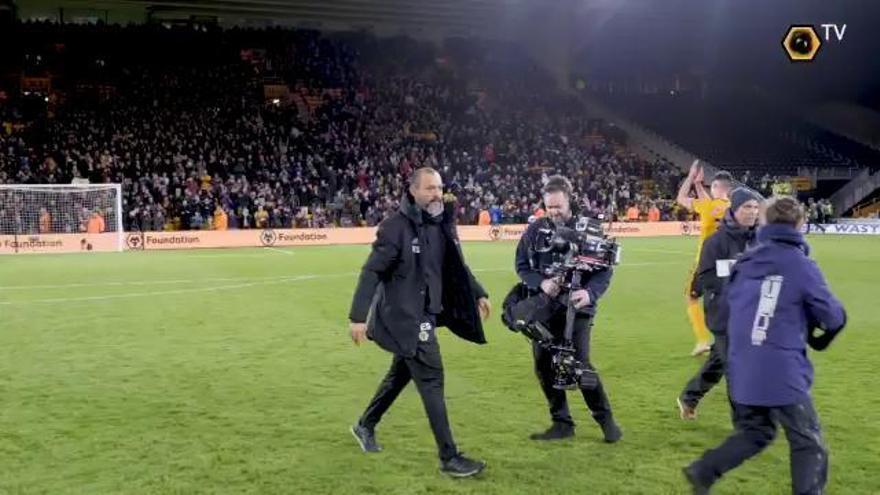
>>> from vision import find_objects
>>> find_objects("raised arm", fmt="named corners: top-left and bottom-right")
top-left (676, 160), bottom-right (702, 210)
top-left (693, 165), bottom-right (709, 200)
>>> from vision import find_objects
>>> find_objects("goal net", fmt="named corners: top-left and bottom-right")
top-left (0, 183), bottom-right (124, 254)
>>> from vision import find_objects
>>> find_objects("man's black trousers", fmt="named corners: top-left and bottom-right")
top-left (532, 313), bottom-right (613, 426)
top-left (681, 333), bottom-right (728, 408)
top-left (688, 399), bottom-right (828, 495)
top-left (358, 321), bottom-right (458, 461)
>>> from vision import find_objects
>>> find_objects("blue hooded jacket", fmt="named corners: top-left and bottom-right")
top-left (726, 224), bottom-right (847, 406)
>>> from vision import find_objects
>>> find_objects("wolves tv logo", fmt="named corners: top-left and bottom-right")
top-left (782, 24), bottom-right (846, 62)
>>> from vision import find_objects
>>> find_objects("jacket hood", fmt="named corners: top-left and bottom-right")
top-left (757, 223), bottom-right (809, 256)
top-left (400, 192), bottom-right (422, 224)
top-left (733, 224), bottom-right (809, 280)
top-left (720, 209), bottom-right (757, 237)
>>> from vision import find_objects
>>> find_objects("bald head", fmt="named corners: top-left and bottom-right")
top-left (410, 167), bottom-right (441, 189)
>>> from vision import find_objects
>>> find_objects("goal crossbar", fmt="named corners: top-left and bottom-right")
top-left (0, 183), bottom-right (124, 254)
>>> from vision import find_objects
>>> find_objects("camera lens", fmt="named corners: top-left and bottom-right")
top-left (789, 31), bottom-right (812, 55)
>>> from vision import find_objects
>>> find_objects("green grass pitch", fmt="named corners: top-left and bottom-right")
top-left (1, 236), bottom-right (878, 494)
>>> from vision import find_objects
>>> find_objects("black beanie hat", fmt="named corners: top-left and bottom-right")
top-left (730, 187), bottom-right (763, 213)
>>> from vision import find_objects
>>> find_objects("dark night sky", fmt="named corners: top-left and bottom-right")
top-left (574, 0), bottom-right (880, 105)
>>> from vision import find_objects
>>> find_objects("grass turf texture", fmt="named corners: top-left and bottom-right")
top-left (1, 236), bottom-right (877, 494)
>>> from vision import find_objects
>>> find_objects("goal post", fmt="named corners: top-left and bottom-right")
top-left (0, 183), bottom-right (124, 254)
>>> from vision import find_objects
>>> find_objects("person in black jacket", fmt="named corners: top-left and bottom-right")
top-left (514, 175), bottom-right (622, 443)
top-left (348, 167), bottom-right (491, 478)
top-left (677, 187), bottom-right (763, 420)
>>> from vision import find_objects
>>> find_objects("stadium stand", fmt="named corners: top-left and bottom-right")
top-left (1, 22), bottom-right (688, 233)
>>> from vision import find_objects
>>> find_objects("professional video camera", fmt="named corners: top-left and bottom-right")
top-left (533, 216), bottom-right (621, 274)
top-left (502, 216), bottom-right (621, 390)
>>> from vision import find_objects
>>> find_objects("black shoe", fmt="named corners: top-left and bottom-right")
top-left (440, 453), bottom-right (486, 478)
top-left (529, 422), bottom-right (575, 441)
top-left (350, 424), bottom-right (382, 453)
top-left (682, 466), bottom-right (712, 495)
top-left (601, 420), bottom-right (623, 443)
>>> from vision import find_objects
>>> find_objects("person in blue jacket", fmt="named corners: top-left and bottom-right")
top-left (489, 204), bottom-right (503, 225)
top-left (683, 196), bottom-right (847, 495)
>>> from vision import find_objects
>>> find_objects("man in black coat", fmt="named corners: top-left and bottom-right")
top-left (348, 167), bottom-right (492, 477)
top-left (677, 187), bottom-right (763, 420)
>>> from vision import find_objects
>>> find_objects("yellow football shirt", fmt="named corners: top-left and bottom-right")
top-left (693, 197), bottom-right (730, 258)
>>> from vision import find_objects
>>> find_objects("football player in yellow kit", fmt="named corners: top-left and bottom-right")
top-left (676, 160), bottom-right (733, 356)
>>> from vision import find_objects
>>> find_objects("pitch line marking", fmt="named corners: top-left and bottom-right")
top-left (0, 276), bottom-right (320, 305)
top-left (265, 247), bottom-right (295, 256)
top-left (1, 263), bottom-right (678, 305)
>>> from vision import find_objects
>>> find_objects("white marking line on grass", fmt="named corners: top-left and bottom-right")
top-left (5, 269), bottom-right (489, 298)
top-left (186, 254), bottom-right (278, 259)
top-left (0, 275), bottom-right (300, 291)
top-left (625, 248), bottom-right (694, 256)
top-left (1, 263), bottom-right (679, 305)
top-left (0, 275), bottom-right (320, 305)
top-left (265, 247), bottom-right (295, 256)
top-left (2, 262), bottom-right (678, 293)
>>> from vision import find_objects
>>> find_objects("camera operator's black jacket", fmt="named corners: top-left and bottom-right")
top-left (514, 216), bottom-right (613, 316)
top-left (349, 193), bottom-right (488, 358)
top-left (693, 210), bottom-right (757, 334)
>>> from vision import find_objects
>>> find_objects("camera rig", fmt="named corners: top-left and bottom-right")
top-left (504, 217), bottom-right (621, 390)
top-left (534, 216), bottom-right (621, 274)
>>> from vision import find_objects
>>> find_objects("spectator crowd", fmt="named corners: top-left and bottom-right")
top-left (2, 22), bottom-right (702, 235)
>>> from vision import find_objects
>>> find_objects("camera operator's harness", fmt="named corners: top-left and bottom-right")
top-left (505, 217), bottom-right (621, 391)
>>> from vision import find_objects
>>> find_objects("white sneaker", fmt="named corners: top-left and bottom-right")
top-left (690, 342), bottom-right (711, 356)
top-left (677, 397), bottom-right (697, 421)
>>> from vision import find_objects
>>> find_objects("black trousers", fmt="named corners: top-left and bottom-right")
top-left (358, 317), bottom-right (458, 461)
top-left (532, 314), bottom-right (613, 426)
top-left (806, 221), bottom-right (825, 234)
top-left (689, 399), bottom-right (828, 495)
top-left (681, 333), bottom-right (728, 408)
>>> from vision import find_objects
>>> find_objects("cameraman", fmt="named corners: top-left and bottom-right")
top-left (514, 175), bottom-right (622, 443)
top-left (684, 196), bottom-right (846, 494)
